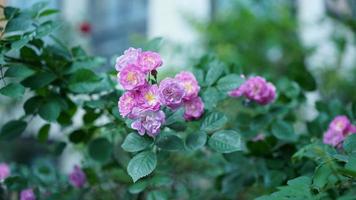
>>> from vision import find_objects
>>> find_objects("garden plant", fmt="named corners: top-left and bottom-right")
top-left (0, 2), bottom-right (356, 200)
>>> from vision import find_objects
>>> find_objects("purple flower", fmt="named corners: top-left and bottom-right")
top-left (323, 115), bottom-right (356, 147)
top-left (183, 97), bottom-right (204, 121)
top-left (137, 51), bottom-right (163, 73)
top-left (158, 78), bottom-right (185, 109)
top-left (115, 47), bottom-right (142, 71)
top-left (118, 91), bottom-right (138, 118)
top-left (69, 165), bottom-right (86, 188)
top-left (137, 84), bottom-right (161, 111)
top-left (118, 65), bottom-right (147, 90)
top-left (175, 71), bottom-right (200, 100)
top-left (229, 76), bottom-right (276, 105)
top-left (20, 188), bottom-right (35, 200)
top-left (0, 163), bottom-right (10, 181)
top-left (131, 110), bottom-right (165, 137)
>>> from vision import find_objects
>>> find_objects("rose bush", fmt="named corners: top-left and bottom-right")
top-left (0, 3), bottom-right (355, 200)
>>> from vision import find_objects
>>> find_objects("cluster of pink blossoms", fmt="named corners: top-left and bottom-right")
top-left (116, 48), bottom-right (204, 137)
top-left (323, 115), bottom-right (356, 147)
top-left (69, 165), bottom-right (87, 188)
top-left (229, 76), bottom-right (276, 105)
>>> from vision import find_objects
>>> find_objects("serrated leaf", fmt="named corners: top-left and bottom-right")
top-left (208, 130), bottom-right (243, 153)
top-left (216, 74), bottom-right (244, 94)
top-left (127, 151), bottom-right (157, 182)
top-left (201, 112), bottom-right (228, 132)
top-left (121, 133), bottom-right (153, 152)
top-left (156, 134), bottom-right (184, 151)
top-left (202, 87), bottom-right (222, 110)
top-left (0, 120), bottom-right (27, 140)
top-left (271, 120), bottom-right (297, 142)
top-left (0, 83), bottom-right (25, 98)
top-left (343, 134), bottom-right (356, 154)
top-left (185, 131), bottom-right (207, 151)
top-left (205, 60), bottom-right (224, 86)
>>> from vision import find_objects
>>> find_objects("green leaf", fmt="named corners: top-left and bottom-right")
top-left (216, 74), bottom-right (244, 94)
top-left (121, 133), bottom-right (153, 152)
top-left (68, 69), bottom-right (102, 93)
top-left (5, 13), bottom-right (32, 33)
top-left (0, 83), bottom-right (25, 98)
top-left (24, 96), bottom-right (43, 114)
top-left (4, 64), bottom-right (35, 78)
top-left (127, 151), bottom-right (157, 182)
top-left (345, 153), bottom-right (356, 171)
top-left (4, 7), bottom-right (19, 19)
top-left (88, 138), bottom-right (112, 163)
top-left (147, 190), bottom-right (168, 200)
top-left (128, 181), bottom-right (148, 194)
top-left (312, 164), bottom-right (332, 190)
top-left (165, 107), bottom-right (185, 125)
top-left (202, 87), bottom-right (222, 110)
top-left (201, 112), bottom-right (228, 132)
top-left (38, 124), bottom-right (50, 143)
top-left (38, 100), bottom-right (61, 122)
top-left (156, 133), bottom-right (185, 151)
top-left (208, 130), bottom-right (243, 153)
top-left (343, 134), bottom-right (356, 154)
top-left (39, 9), bottom-right (59, 17)
top-left (205, 60), bottom-right (224, 86)
top-left (21, 71), bottom-right (56, 89)
top-left (271, 120), bottom-right (297, 142)
top-left (185, 131), bottom-right (207, 151)
top-left (36, 21), bottom-right (61, 38)
top-left (69, 129), bottom-right (88, 144)
top-left (0, 120), bottom-right (27, 140)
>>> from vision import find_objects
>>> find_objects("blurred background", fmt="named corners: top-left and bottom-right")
top-left (0, 0), bottom-right (355, 173)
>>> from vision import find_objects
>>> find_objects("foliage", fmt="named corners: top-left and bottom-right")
top-left (0, 2), bottom-right (355, 200)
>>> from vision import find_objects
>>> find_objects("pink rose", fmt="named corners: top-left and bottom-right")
top-left (183, 96), bottom-right (204, 121)
top-left (158, 78), bottom-right (185, 109)
top-left (118, 91), bottom-right (138, 118)
top-left (131, 110), bottom-right (166, 137)
top-left (20, 188), bottom-right (36, 200)
top-left (137, 84), bottom-right (161, 111)
top-left (137, 51), bottom-right (163, 73)
top-left (115, 47), bottom-right (142, 71)
top-left (118, 65), bottom-right (147, 90)
top-left (323, 115), bottom-right (356, 147)
top-left (175, 71), bottom-right (200, 100)
top-left (69, 165), bottom-right (86, 188)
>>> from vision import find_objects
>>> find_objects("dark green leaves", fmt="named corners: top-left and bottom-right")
top-left (185, 131), bottom-right (207, 151)
top-left (201, 112), bottom-right (228, 132)
top-left (0, 120), bottom-right (27, 140)
top-left (0, 83), bottom-right (25, 98)
top-left (127, 151), bottom-right (157, 182)
top-left (4, 64), bottom-right (34, 78)
top-left (217, 74), bottom-right (244, 94)
top-left (271, 121), bottom-right (297, 142)
top-left (121, 133), bottom-right (153, 152)
top-left (38, 124), bottom-right (50, 143)
top-left (21, 71), bottom-right (56, 89)
top-left (208, 130), bottom-right (243, 153)
top-left (343, 134), bottom-right (356, 154)
top-left (68, 69), bottom-right (102, 93)
top-left (88, 138), bottom-right (112, 163)
top-left (205, 60), bottom-right (224, 86)
top-left (156, 134), bottom-right (185, 151)
top-left (312, 164), bottom-right (332, 190)
top-left (38, 100), bottom-right (62, 122)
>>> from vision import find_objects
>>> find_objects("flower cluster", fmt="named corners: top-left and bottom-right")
top-left (229, 76), bottom-right (276, 105)
top-left (69, 165), bottom-right (87, 188)
top-left (116, 48), bottom-right (204, 137)
top-left (323, 115), bottom-right (356, 147)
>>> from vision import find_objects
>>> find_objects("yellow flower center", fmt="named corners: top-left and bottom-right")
top-left (145, 92), bottom-right (156, 104)
top-left (127, 72), bottom-right (137, 84)
top-left (184, 82), bottom-right (193, 93)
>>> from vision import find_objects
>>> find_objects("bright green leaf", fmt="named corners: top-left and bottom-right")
top-left (0, 83), bottom-right (25, 98)
top-left (127, 151), bottom-right (157, 182)
top-left (208, 130), bottom-right (243, 153)
top-left (121, 133), bottom-right (153, 152)
top-left (185, 131), bottom-right (207, 151)
top-left (0, 120), bottom-right (27, 140)
top-left (216, 74), bottom-right (244, 94)
top-left (201, 112), bottom-right (228, 132)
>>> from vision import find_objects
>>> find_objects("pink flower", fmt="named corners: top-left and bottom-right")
top-left (20, 188), bottom-right (35, 200)
top-left (137, 84), bottom-right (160, 111)
top-left (175, 71), bottom-right (200, 100)
top-left (115, 47), bottom-right (142, 71)
top-left (183, 97), bottom-right (204, 121)
top-left (118, 65), bottom-right (147, 90)
top-left (69, 165), bottom-right (86, 188)
top-left (137, 51), bottom-right (163, 73)
top-left (158, 78), bottom-right (185, 109)
top-left (118, 91), bottom-right (138, 118)
top-left (0, 163), bottom-right (10, 181)
top-left (252, 134), bottom-right (265, 142)
top-left (229, 76), bottom-right (276, 105)
top-left (323, 115), bottom-right (356, 147)
top-left (131, 110), bottom-right (165, 137)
